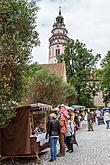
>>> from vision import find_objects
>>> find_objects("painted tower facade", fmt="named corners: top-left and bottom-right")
top-left (48, 7), bottom-right (69, 63)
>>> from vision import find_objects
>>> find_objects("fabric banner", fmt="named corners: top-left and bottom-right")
top-left (0, 107), bottom-right (31, 156)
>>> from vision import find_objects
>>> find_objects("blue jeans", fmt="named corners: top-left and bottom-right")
top-left (106, 120), bottom-right (110, 129)
top-left (97, 117), bottom-right (100, 125)
top-left (50, 137), bottom-right (58, 160)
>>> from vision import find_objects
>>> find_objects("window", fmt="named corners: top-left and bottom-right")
top-left (56, 49), bottom-right (60, 56)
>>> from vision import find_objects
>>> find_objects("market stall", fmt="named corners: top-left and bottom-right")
top-left (0, 103), bottom-right (52, 163)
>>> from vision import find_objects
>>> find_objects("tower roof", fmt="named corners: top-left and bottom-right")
top-left (53, 6), bottom-right (65, 28)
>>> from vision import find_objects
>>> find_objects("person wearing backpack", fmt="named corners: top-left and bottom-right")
top-left (65, 115), bottom-right (74, 153)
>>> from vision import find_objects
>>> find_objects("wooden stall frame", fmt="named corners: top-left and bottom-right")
top-left (0, 103), bottom-right (52, 164)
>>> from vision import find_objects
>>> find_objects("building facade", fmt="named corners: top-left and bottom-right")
top-left (41, 62), bottom-right (67, 82)
top-left (48, 7), bottom-right (69, 63)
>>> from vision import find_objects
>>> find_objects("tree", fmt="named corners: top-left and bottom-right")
top-left (100, 51), bottom-right (110, 106)
top-left (65, 83), bottom-right (77, 106)
top-left (57, 39), bottom-right (100, 107)
top-left (22, 66), bottom-right (77, 106)
top-left (22, 63), bottom-right (41, 93)
top-left (0, 0), bottom-right (39, 127)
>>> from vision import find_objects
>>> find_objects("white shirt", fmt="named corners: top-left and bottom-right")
top-left (104, 112), bottom-right (110, 121)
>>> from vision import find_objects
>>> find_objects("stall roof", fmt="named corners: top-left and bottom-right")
top-left (54, 105), bottom-right (74, 111)
top-left (17, 103), bottom-right (52, 111)
top-left (30, 103), bottom-right (52, 111)
top-left (71, 105), bottom-right (86, 110)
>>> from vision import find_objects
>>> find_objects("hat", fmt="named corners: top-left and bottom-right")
top-left (60, 104), bottom-right (65, 107)
top-left (50, 113), bottom-right (57, 119)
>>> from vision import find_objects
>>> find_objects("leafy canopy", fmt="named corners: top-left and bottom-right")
top-left (100, 51), bottom-right (110, 106)
top-left (22, 64), bottom-right (77, 106)
top-left (57, 39), bottom-right (100, 107)
top-left (0, 0), bottom-right (39, 127)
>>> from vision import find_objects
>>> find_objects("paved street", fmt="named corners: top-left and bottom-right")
top-left (2, 123), bottom-right (110, 165)
top-left (44, 123), bottom-right (110, 165)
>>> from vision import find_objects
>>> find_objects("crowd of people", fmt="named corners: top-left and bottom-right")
top-left (30, 105), bottom-right (110, 162)
top-left (45, 104), bottom-right (82, 162)
top-left (87, 109), bottom-right (110, 131)
top-left (45, 106), bottom-right (110, 162)
top-left (96, 109), bottom-right (110, 129)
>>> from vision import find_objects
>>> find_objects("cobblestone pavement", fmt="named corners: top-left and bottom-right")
top-left (2, 123), bottom-right (110, 165)
top-left (44, 123), bottom-right (110, 165)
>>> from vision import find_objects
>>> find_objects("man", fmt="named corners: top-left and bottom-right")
top-left (58, 113), bottom-right (67, 156)
top-left (87, 109), bottom-right (94, 131)
top-left (37, 123), bottom-right (45, 133)
top-left (58, 105), bottom-right (67, 157)
top-left (46, 113), bottom-right (60, 162)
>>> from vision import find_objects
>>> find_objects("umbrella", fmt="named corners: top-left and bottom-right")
top-left (65, 105), bottom-right (74, 111)
top-left (71, 105), bottom-right (85, 111)
top-left (103, 107), bottom-right (110, 111)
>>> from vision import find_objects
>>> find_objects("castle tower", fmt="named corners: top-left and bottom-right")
top-left (48, 7), bottom-right (69, 63)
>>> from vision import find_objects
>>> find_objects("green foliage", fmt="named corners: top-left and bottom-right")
top-left (100, 51), bottom-right (110, 106)
top-left (22, 65), bottom-right (77, 106)
top-left (23, 68), bottom-right (64, 106)
top-left (65, 83), bottom-right (77, 106)
top-left (0, 0), bottom-right (39, 127)
top-left (57, 39), bottom-right (101, 107)
top-left (22, 63), bottom-right (41, 92)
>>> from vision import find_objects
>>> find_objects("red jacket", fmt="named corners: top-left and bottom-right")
top-left (59, 116), bottom-right (67, 134)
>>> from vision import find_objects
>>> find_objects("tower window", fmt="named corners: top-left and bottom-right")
top-left (56, 49), bottom-right (60, 56)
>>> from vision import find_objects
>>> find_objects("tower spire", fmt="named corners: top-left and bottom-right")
top-left (48, 6), bottom-right (69, 63)
top-left (59, 6), bottom-right (61, 15)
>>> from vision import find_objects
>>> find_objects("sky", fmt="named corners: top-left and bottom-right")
top-left (32, 0), bottom-right (110, 64)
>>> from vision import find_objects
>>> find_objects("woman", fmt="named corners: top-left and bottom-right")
top-left (46, 113), bottom-right (60, 162)
top-left (65, 115), bottom-right (74, 153)
top-left (70, 111), bottom-right (79, 146)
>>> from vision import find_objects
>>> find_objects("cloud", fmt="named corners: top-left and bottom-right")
top-left (32, 0), bottom-right (110, 64)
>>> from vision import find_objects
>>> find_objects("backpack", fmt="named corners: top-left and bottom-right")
top-left (65, 120), bottom-right (72, 137)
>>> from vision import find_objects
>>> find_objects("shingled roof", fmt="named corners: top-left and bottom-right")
top-left (41, 62), bottom-right (67, 82)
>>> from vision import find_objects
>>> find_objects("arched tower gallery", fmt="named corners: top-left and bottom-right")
top-left (48, 7), bottom-right (69, 63)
